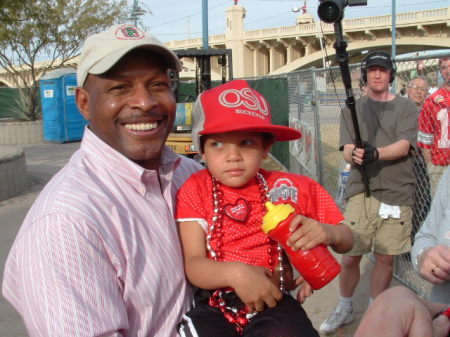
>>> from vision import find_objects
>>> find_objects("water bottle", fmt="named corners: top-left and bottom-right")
top-left (337, 163), bottom-right (351, 209)
top-left (262, 201), bottom-right (341, 290)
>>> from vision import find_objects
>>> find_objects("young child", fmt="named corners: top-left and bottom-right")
top-left (176, 80), bottom-right (353, 337)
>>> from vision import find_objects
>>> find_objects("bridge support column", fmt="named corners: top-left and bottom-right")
top-left (252, 48), bottom-right (260, 77)
top-left (286, 46), bottom-right (294, 64)
top-left (268, 46), bottom-right (275, 73)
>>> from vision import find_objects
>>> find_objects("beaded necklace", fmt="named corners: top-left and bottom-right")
top-left (207, 171), bottom-right (284, 334)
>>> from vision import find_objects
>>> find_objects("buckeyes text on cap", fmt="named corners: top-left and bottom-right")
top-left (76, 24), bottom-right (182, 86)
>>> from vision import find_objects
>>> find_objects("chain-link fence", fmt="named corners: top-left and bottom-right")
top-left (284, 51), bottom-right (450, 300)
top-left (391, 54), bottom-right (447, 298)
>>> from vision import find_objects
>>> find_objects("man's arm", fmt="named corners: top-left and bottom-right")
top-left (422, 148), bottom-right (433, 163)
top-left (2, 216), bottom-right (128, 336)
top-left (377, 139), bottom-right (411, 161)
top-left (412, 167), bottom-right (450, 283)
top-left (417, 97), bottom-right (435, 164)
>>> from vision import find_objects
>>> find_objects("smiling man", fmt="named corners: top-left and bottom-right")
top-left (2, 24), bottom-right (202, 337)
top-left (320, 51), bottom-right (418, 334)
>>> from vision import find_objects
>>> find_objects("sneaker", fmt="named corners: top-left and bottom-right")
top-left (319, 304), bottom-right (355, 334)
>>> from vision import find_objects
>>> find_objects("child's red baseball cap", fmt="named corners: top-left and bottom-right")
top-left (192, 79), bottom-right (301, 151)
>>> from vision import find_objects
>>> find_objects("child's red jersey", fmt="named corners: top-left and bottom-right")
top-left (176, 169), bottom-right (343, 269)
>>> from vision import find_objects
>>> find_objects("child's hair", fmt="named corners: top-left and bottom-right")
top-left (262, 133), bottom-right (276, 147)
top-left (191, 79), bottom-right (301, 154)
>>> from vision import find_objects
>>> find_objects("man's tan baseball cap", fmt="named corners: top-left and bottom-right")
top-left (77, 24), bottom-right (182, 86)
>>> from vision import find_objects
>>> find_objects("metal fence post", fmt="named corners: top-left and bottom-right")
top-left (311, 68), bottom-right (324, 185)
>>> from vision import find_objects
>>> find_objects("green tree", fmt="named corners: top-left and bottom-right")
top-left (0, 0), bottom-right (130, 120)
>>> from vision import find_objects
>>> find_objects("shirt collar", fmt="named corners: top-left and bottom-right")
top-left (80, 127), bottom-right (181, 197)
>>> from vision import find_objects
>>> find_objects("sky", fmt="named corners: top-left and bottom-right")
top-left (136, 0), bottom-right (449, 42)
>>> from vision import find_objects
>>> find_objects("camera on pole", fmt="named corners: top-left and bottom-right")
top-left (317, 0), bottom-right (370, 195)
top-left (318, 0), bottom-right (367, 24)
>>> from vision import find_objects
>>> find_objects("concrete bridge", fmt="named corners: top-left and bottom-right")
top-left (167, 5), bottom-right (450, 79)
top-left (0, 5), bottom-right (449, 86)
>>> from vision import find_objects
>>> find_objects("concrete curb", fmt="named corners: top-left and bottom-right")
top-left (0, 145), bottom-right (27, 201)
top-left (0, 120), bottom-right (43, 145)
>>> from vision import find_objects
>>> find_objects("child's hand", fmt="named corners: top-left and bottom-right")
top-left (294, 276), bottom-right (313, 304)
top-left (231, 263), bottom-right (283, 313)
top-left (287, 215), bottom-right (335, 251)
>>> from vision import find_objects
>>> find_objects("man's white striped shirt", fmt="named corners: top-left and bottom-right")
top-left (2, 128), bottom-right (202, 337)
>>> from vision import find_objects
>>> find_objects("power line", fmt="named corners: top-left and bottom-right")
top-left (148, 0), bottom-right (230, 29)
top-left (244, 0), bottom-right (446, 27)
top-left (254, 0), bottom-right (446, 8)
top-left (150, 0), bottom-right (446, 30)
top-left (151, 0), bottom-right (447, 39)
top-left (245, 10), bottom-right (293, 25)
top-left (349, 0), bottom-right (446, 9)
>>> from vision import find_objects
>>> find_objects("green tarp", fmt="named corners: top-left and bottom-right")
top-left (0, 87), bottom-right (41, 120)
top-left (247, 78), bottom-right (290, 170)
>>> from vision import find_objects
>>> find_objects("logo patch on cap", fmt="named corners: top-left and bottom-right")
top-left (219, 88), bottom-right (269, 120)
top-left (115, 24), bottom-right (145, 40)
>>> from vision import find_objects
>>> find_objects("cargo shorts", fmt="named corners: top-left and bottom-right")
top-left (342, 193), bottom-right (412, 256)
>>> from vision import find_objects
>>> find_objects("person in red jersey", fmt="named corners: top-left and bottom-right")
top-left (418, 57), bottom-right (450, 197)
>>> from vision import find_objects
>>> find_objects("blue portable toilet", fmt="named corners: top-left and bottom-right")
top-left (40, 68), bottom-right (88, 142)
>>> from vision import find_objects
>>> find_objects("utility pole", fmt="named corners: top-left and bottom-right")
top-left (200, 0), bottom-right (211, 90)
top-left (130, 0), bottom-right (145, 27)
top-left (391, 0), bottom-right (397, 93)
top-left (202, 0), bottom-right (209, 49)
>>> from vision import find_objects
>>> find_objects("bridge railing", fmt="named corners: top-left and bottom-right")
top-left (164, 7), bottom-right (448, 50)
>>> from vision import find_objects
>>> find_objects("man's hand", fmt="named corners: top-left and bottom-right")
top-left (355, 286), bottom-right (450, 337)
top-left (361, 142), bottom-right (379, 165)
top-left (418, 245), bottom-right (450, 284)
top-left (352, 143), bottom-right (379, 166)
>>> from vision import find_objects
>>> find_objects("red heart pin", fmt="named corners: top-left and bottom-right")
top-left (223, 198), bottom-right (251, 223)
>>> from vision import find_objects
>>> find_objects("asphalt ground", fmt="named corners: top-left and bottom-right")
top-left (0, 141), bottom-right (399, 336)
